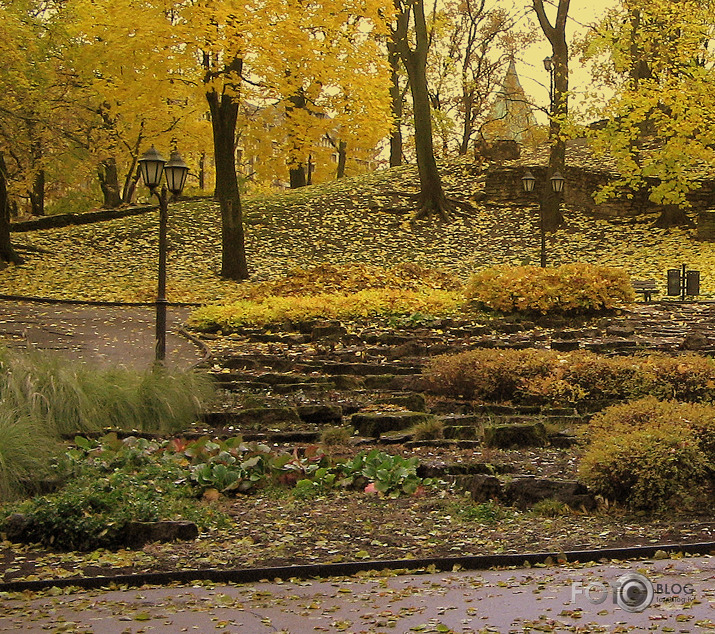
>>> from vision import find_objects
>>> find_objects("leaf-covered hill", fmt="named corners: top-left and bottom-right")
top-left (2, 160), bottom-right (712, 303)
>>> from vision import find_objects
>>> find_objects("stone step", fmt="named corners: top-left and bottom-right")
top-left (203, 405), bottom-right (343, 428)
top-left (350, 410), bottom-right (433, 438)
top-left (456, 474), bottom-right (596, 510)
top-left (299, 360), bottom-right (422, 375)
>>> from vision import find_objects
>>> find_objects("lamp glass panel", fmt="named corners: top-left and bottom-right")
top-left (522, 172), bottom-right (536, 193)
top-left (138, 146), bottom-right (166, 189)
top-left (550, 172), bottom-right (565, 193)
top-left (165, 165), bottom-right (189, 194)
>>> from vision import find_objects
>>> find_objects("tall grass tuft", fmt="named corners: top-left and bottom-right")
top-left (0, 410), bottom-right (59, 501)
top-left (0, 348), bottom-right (214, 437)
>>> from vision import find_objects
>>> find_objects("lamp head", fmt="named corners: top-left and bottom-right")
top-left (521, 170), bottom-right (537, 193)
top-left (164, 151), bottom-right (189, 196)
top-left (138, 145), bottom-right (166, 190)
top-left (550, 171), bottom-right (565, 193)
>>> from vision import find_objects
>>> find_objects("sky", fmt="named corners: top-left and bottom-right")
top-left (517, 0), bottom-right (619, 122)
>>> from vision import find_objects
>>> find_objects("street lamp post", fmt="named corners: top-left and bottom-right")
top-left (522, 169), bottom-right (565, 268)
top-left (138, 146), bottom-right (189, 365)
top-left (543, 56), bottom-right (554, 114)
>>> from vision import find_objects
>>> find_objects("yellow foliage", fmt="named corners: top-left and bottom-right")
top-left (189, 288), bottom-right (462, 331)
top-left (238, 263), bottom-right (461, 300)
top-left (465, 263), bottom-right (635, 314)
top-left (580, 397), bottom-right (715, 510)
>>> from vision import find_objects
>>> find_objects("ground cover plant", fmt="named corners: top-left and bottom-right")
top-left (0, 434), bottom-right (439, 550)
top-left (190, 288), bottom-right (462, 331)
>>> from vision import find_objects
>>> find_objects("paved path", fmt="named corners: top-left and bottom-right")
top-left (0, 556), bottom-right (712, 632)
top-left (0, 300), bottom-right (205, 371)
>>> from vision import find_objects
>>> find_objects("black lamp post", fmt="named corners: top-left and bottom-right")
top-left (138, 145), bottom-right (189, 365)
top-left (522, 169), bottom-right (565, 268)
top-left (543, 56), bottom-right (554, 114)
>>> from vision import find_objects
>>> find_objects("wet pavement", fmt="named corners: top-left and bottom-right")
top-left (0, 299), bottom-right (204, 371)
top-left (0, 556), bottom-right (713, 632)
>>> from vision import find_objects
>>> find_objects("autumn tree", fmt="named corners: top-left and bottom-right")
top-left (66, 0), bottom-right (210, 209)
top-left (392, 0), bottom-right (453, 221)
top-left (236, 0), bottom-right (392, 190)
top-left (0, 0), bottom-right (75, 219)
top-left (579, 0), bottom-right (715, 226)
top-left (532, 0), bottom-right (568, 231)
top-left (426, 0), bottom-right (533, 157)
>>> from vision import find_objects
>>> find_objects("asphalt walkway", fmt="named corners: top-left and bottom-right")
top-left (0, 556), bottom-right (713, 632)
top-left (0, 299), bottom-right (205, 370)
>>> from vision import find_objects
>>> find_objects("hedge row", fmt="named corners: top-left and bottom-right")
top-left (423, 349), bottom-right (715, 404)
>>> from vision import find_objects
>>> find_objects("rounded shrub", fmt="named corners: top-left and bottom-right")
top-left (465, 263), bottom-right (634, 314)
top-left (579, 397), bottom-right (715, 510)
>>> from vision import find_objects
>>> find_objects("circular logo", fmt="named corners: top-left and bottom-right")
top-left (615, 572), bottom-right (654, 612)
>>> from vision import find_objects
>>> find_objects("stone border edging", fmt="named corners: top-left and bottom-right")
top-left (0, 294), bottom-right (201, 308)
top-left (1, 542), bottom-right (712, 593)
top-left (9, 195), bottom-right (215, 233)
top-left (179, 327), bottom-right (213, 369)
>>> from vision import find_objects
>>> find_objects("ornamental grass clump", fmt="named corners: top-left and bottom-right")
top-left (579, 397), bottom-right (715, 511)
top-left (465, 263), bottom-right (634, 314)
top-left (0, 410), bottom-right (59, 501)
top-left (0, 348), bottom-right (214, 437)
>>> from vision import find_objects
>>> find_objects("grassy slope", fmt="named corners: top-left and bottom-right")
top-left (2, 160), bottom-right (712, 303)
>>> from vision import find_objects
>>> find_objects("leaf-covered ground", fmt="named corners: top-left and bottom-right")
top-left (1, 485), bottom-right (713, 585)
top-left (3, 160), bottom-right (714, 303)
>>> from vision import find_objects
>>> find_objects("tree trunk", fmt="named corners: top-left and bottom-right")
top-left (654, 204), bottom-right (694, 228)
top-left (286, 87), bottom-right (309, 188)
top-left (123, 165), bottom-right (141, 205)
top-left (408, 58), bottom-right (450, 220)
top-left (0, 153), bottom-right (21, 264)
top-left (29, 169), bottom-right (45, 216)
top-left (206, 65), bottom-right (249, 280)
top-left (289, 165), bottom-right (307, 188)
top-left (98, 158), bottom-right (123, 208)
top-left (387, 44), bottom-right (404, 167)
top-left (394, 0), bottom-right (451, 221)
top-left (336, 141), bottom-right (347, 178)
top-left (122, 157), bottom-right (140, 204)
top-left (199, 153), bottom-right (206, 190)
top-left (533, 0), bottom-right (569, 232)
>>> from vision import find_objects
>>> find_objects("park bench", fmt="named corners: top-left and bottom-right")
top-left (632, 279), bottom-right (658, 302)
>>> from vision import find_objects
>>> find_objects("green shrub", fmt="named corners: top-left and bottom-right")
top-left (424, 348), bottom-right (558, 401)
top-left (465, 263), bottom-right (634, 314)
top-left (579, 398), bottom-right (715, 510)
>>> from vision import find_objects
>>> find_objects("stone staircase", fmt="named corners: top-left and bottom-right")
top-left (189, 302), bottom-right (715, 509)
